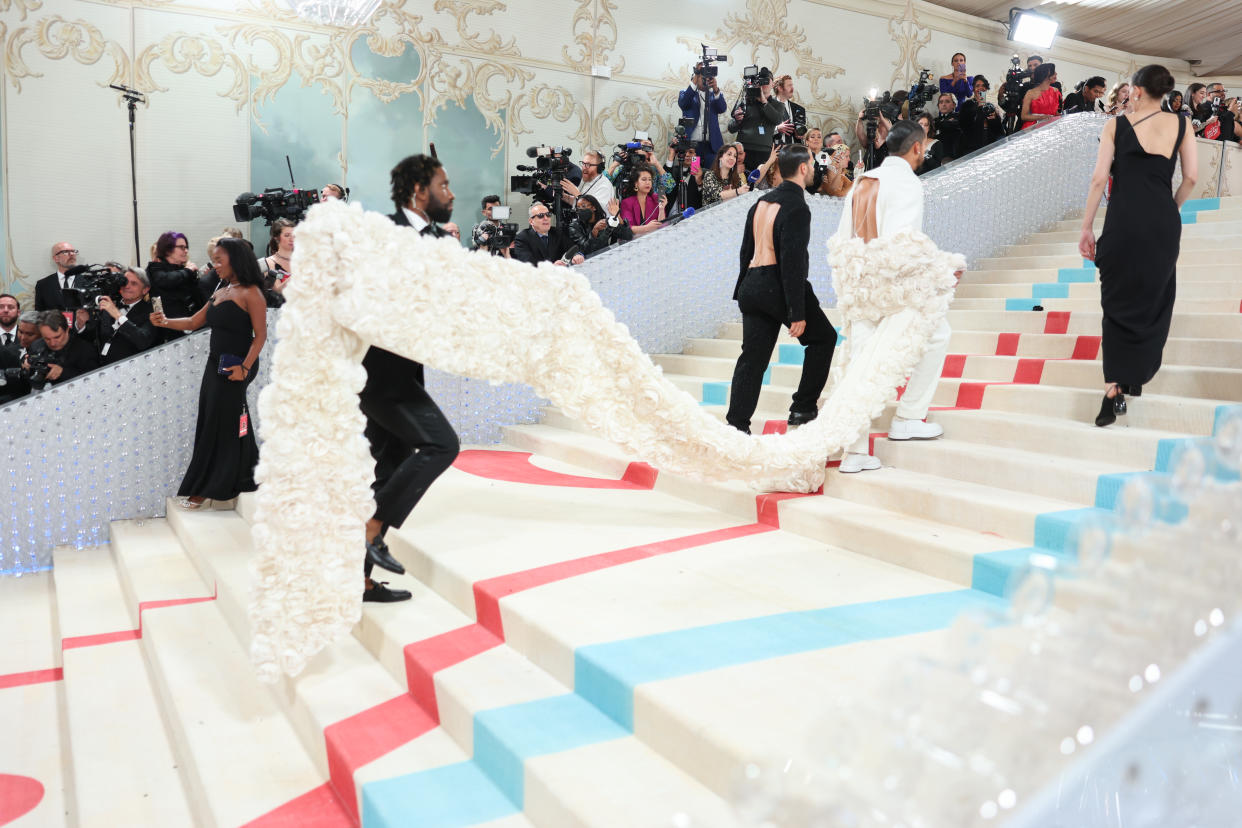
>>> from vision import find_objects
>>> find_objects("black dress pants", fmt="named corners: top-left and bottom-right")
top-left (359, 383), bottom-right (459, 576)
top-left (726, 266), bottom-right (837, 433)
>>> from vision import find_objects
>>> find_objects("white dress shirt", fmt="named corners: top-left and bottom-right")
top-left (834, 155), bottom-right (924, 241)
top-left (0, 324), bottom-right (15, 347)
top-left (579, 174), bottom-right (616, 209)
top-left (401, 206), bottom-right (430, 233)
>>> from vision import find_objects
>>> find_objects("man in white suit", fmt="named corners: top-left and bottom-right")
top-left (833, 120), bottom-right (954, 474)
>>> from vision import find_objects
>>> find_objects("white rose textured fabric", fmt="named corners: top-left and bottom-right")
top-left (250, 201), bottom-right (964, 679)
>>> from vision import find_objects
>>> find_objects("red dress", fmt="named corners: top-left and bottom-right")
top-left (1022, 87), bottom-right (1062, 129)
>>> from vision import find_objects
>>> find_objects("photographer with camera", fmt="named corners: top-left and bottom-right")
top-left (938, 53), bottom-right (973, 107)
top-left (856, 94), bottom-right (896, 171)
top-left (679, 62), bottom-right (729, 167)
top-left (931, 93), bottom-right (963, 159)
top-left (567, 195), bottom-right (632, 257)
top-left (771, 75), bottom-right (807, 148)
top-left (1194, 83), bottom-right (1240, 143)
top-left (147, 231), bottom-right (201, 342)
top-left (96, 267), bottom-right (156, 365)
top-left (729, 66), bottom-right (786, 175)
top-left (1063, 76), bottom-right (1107, 114)
top-left (1021, 63), bottom-right (1062, 130)
top-left (470, 195), bottom-right (515, 257)
top-left (512, 203), bottom-right (584, 266)
top-left (24, 310), bottom-right (100, 386)
top-left (0, 310), bottom-right (42, 402)
top-left (562, 150), bottom-right (617, 208)
top-left (663, 145), bottom-right (703, 214)
top-left (957, 75), bottom-right (1004, 155)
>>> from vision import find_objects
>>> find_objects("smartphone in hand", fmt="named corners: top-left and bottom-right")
top-left (152, 297), bottom-right (164, 315)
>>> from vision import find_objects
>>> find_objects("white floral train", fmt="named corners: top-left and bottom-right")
top-left (248, 201), bottom-right (965, 680)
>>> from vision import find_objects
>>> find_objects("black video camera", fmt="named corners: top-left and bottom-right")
top-left (479, 205), bottom-right (519, 254)
top-left (669, 118), bottom-right (696, 152)
top-left (695, 44), bottom-right (728, 80)
top-left (3, 349), bottom-right (54, 390)
top-left (743, 65), bottom-right (773, 103)
top-left (908, 68), bottom-right (937, 110)
top-left (62, 264), bottom-right (127, 311)
top-left (610, 139), bottom-right (653, 198)
top-left (510, 145), bottom-right (574, 197)
top-left (1000, 55), bottom-right (1032, 117)
top-left (234, 187), bottom-right (320, 225)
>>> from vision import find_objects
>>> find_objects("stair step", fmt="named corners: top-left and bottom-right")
top-left (960, 383), bottom-right (1227, 435)
top-left (52, 547), bottom-right (194, 826)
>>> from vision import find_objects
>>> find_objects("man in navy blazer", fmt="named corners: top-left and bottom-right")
top-left (679, 64), bottom-right (728, 168)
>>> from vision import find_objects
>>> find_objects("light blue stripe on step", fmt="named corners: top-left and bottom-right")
top-left (779, 343), bottom-right (805, 365)
top-left (1058, 268), bottom-right (1096, 283)
top-left (1182, 197), bottom-right (1220, 213)
top-left (474, 694), bottom-right (628, 807)
top-left (1213, 404), bottom-right (1242, 437)
top-left (1182, 213), bottom-right (1198, 225)
top-left (362, 761), bottom-right (516, 828)
top-left (575, 589), bottom-right (1003, 729)
top-left (701, 381), bottom-right (728, 406)
top-left (1006, 298), bottom-right (1042, 311)
top-left (1082, 259), bottom-right (1095, 269)
top-left (1032, 283), bottom-right (1070, 299)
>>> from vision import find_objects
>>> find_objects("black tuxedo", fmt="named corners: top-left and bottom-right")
top-left (775, 99), bottom-right (807, 146)
top-left (0, 345), bottom-right (27, 403)
top-left (35, 272), bottom-right (78, 311)
top-left (358, 209), bottom-right (460, 570)
top-left (511, 227), bottom-right (572, 266)
top-left (726, 181), bottom-right (837, 433)
top-left (99, 300), bottom-right (156, 365)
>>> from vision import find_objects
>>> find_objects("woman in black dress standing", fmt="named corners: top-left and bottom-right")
top-left (152, 237), bottom-right (268, 507)
top-left (1079, 65), bottom-right (1198, 427)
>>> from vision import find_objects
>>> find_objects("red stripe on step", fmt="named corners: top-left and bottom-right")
top-left (323, 694), bottom-right (435, 822)
top-left (1044, 311), bottom-right (1071, 334)
top-left (472, 523), bottom-right (774, 638)
top-left (941, 354), bottom-right (967, 378)
top-left (954, 382), bottom-right (991, 409)
top-left (995, 333), bottom-right (1020, 356)
top-left (0, 774), bottom-right (43, 825)
top-left (756, 493), bottom-right (814, 526)
top-left (61, 628), bottom-right (140, 650)
top-left (1013, 359), bottom-right (1045, 384)
top-left (1071, 335), bottom-right (1101, 360)
top-left (0, 667), bottom-right (63, 690)
top-left (453, 449), bottom-right (655, 489)
top-left (404, 624), bottom-right (502, 717)
top-left (240, 782), bottom-right (355, 828)
top-left (138, 594), bottom-right (217, 634)
top-left (762, 420), bottom-right (788, 435)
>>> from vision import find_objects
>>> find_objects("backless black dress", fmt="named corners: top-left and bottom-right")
top-left (177, 300), bottom-right (259, 499)
top-left (1094, 113), bottom-right (1186, 389)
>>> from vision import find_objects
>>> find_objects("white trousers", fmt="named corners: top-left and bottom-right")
top-left (847, 317), bottom-right (952, 455)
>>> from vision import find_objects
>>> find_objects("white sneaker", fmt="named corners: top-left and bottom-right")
top-left (839, 453), bottom-right (882, 473)
top-left (887, 417), bottom-right (944, 441)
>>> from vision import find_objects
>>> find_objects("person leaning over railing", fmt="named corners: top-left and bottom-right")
top-left (566, 194), bottom-right (632, 257)
top-left (24, 311), bottom-right (99, 386)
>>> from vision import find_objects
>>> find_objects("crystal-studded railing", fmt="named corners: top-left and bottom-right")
top-left (0, 116), bottom-right (1108, 574)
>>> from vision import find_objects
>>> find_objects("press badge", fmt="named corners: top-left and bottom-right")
top-left (758, 126), bottom-right (765, 134)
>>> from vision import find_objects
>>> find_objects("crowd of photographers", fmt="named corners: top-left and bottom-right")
top-left (0, 185), bottom-right (354, 402)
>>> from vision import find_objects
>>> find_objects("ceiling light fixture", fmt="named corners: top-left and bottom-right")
top-left (1008, 8), bottom-right (1060, 50)
top-left (286, 0), bottom-right (382, 27)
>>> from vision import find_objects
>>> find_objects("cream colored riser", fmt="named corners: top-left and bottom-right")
top-left (951, 297), bottom-right (1238, 314)
top-left (960, 263), bottom-right (1242, 285)
top-left (957, 280), bottom-right (1242, 300)
top-left (946, 309), bottom-right (1242, 338)
top-left (1003, 235), bottom-right (1242, 257)
top-left (976, 248), bottom-right (1239, 270)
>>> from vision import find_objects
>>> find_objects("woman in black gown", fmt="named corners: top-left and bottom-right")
top-left (152, 237), bottom-right (268, 507)
top-left (1079, 65), bottom-right (1198, 427)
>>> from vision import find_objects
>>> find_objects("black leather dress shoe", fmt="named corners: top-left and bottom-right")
top-left (363, 581), bottom-right (412, 602)
top-left (787, 410), bottom-right (818, 427)
top-left (366, 537), bottom-right (405, 575)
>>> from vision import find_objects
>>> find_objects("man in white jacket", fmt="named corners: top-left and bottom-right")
top-left (833, 120), bottom-right (953, 474)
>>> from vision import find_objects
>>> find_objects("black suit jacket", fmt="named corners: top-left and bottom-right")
top-left (32, 337), bottom-right (100, 384)
top-left (0, 345), bottom-right (27, 403)
top-left (733, 181), bottom-right (813, 324)
top-left (99, 300), bottom-right (156, 365)
top-left (35, 273), bottom-right (76, 311)
top-left (511, 227), bottom-right (572, 266)
top-left (360, 211), bottom-right (446, 398)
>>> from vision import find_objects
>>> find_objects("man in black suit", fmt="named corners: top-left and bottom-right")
top-left (0, 311), bottom-right (41, 401)
top-left (0, 294), bottom-right (19, 352)
top-left (355, 154), bottom-right (462, 603)
top-left (34, 242), bottom-right (82, 311)
top-left (511, 204), bottom-right (585, 266)
top-left (726, 145), bottom-right (837, 434)
top-left (772, 74), bottom-right (808, 148)
top-left (96, 267), bottom-right (156, 364)
top-left (25, 311), bottom-right (99, 385)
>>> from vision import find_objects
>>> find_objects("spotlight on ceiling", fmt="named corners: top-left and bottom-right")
top-left (1008, 8), bottom-right (1059, 50)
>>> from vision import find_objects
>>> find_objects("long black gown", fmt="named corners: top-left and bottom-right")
top-left (177, 300), bottom-right (259, 499)
top-left (1094, 114), bottom-right (1186, 390)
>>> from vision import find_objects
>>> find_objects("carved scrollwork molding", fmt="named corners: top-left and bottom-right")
top-left (887, 0), bottom-right (929, 91)
top-left (5, 15), bottom-right (129, 92)
top-left (509, 83), bottom-right (590, 152)
top-left (563, 0), bottom-right (623, 75)
top-left (433, 0), bottom-right (519, 56)
top-left (135, 33), bottom-right (248, 111)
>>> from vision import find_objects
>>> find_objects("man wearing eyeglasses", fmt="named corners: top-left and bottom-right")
top-left (34, 242), bottom-right (82, 311)
top-left (512, 204), bottom-right (585, 266)
top-left (561, 150), bottom-right (615, 208)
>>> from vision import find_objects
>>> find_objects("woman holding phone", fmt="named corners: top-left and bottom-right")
top-left (152, 237), bottom-right (267, 509)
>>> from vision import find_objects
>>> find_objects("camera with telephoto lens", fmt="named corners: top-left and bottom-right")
top-left (510, 145), bottom-right (574, 197)
top-left (1000, 55), bottom-right (1032, 117)
top-left (610, 138), bottom-right (654, 198)
top-left (61, 264), bottom-right (127, 311)
top-left (669, 118), bottom-right (696, 152)
top-left (480, 205), bottom-right (519, 253)
top-left (233, 187), bottom-right (320, 225)
top-left (908, 68), bottom-right (937, 110)
top-left (1, 349), bottom-right (54, 390)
